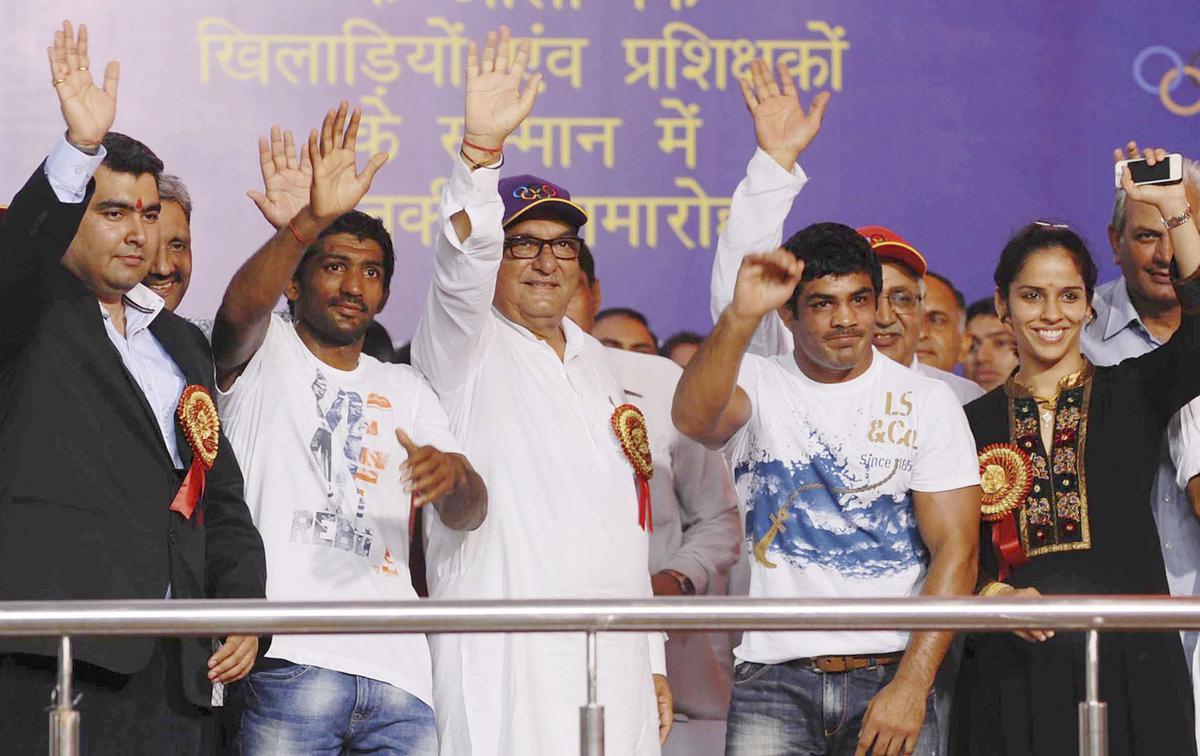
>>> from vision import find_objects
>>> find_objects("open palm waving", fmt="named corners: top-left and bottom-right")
top-left (306, 102), bottom-right (389, 223)
top-left (248, 126), bottom-right (313, 230)
top-left (47, 21), bottom-right (119, 149)
top-left (463, 26), bottom-right (542, 155)
top-left (739, 59), bottom-right (830, 170)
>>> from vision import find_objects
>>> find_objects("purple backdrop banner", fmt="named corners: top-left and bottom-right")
top-left (3, 1), bottom-right (1198, 342)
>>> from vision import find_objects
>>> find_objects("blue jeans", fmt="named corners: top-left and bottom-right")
top-left (724, 658), bottom-right (938, 756)
top-left (233, 660), bottom-right (436, 755)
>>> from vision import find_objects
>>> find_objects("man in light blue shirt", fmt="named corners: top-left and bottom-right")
top-left (1081, 152), bottom-right (1200, 745)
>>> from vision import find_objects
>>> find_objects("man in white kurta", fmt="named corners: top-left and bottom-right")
top-left (411, 29), bottom-right (667, 755)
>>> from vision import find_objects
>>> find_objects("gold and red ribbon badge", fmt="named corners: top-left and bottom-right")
top-left (978, 443), bottom-right (1033, 579)
top-left (611, 403), bottom-right (654, 531)
top-left (170, 384), bottom-right (220, 521)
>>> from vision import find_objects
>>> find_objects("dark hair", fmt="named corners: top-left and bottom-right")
top-left (100, 132), bottom-right (163, 178)
top-left (394, 341), bottom-right (412, 365)
top-left (965, 297), bottom-right (998, 323)
top-left (578, 241), bottom-right (596, 285)
top-left (595, 307), bottom-right (657, 345)
top-left (781, 222), bottom-right (882, 312)
top-left (994, 223), bottom-right (1098, 302)
top-left (926, 270), bottom-right (966, 313)
top-left (361, 320), bottom-right (397, 363)
top-left (595, 307), bottom-right (649, 328)
top-left (297, 210), bottom-right (396, 289)
top-left (660, 330), bottom-right (704, 358)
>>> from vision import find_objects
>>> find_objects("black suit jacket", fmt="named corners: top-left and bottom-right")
top-left (0, 163), bottom-right (267, 708)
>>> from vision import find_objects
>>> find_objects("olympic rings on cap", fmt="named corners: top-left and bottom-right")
top-left (1132, 45), bottom-right (1200, 117)
top-left (514, 184), bottom-right (558, 201)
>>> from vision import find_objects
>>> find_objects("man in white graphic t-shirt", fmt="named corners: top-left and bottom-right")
top-left (673, 189), bottom-right (981, 751)
top-left (212, 104), bottom-right (487, 754)
top-left (708, 62), bottom-right (983, 408)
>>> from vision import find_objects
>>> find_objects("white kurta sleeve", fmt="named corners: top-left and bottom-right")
top-left (411, 154), bottom-right (505, 396)
top-left (1169, 399), bottom-right (1200, 490)
top-left (649, 632), bottom-right (667, 677)
top-left (660, 436), bottom-right (741, 595)
top-left (710, 147), bottom-right (808, 358)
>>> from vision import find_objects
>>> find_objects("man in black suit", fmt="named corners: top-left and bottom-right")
top-left (0, 21), bottom-right (267, 754)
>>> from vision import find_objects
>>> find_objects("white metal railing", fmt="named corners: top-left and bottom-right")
top-left (12, 595), bottom-right (1200, 755)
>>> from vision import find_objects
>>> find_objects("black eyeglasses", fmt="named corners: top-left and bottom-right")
top-left (503, 235), bottom-right (583, 260)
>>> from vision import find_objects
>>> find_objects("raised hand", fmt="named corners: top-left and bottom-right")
top-left (1116, 142), bottom-right (1189, 215)
top-left (47, 21), bottom-right (119, 150)
top-left (731, 249), bottom-right (806, 321)
top-left (739, 59), bottom-right (830, 170)
top-left (307, 102), bottom-right (389, 223)
top-left (248, 126), bottom-right (313, 229)
top-left (462, 26), bottom-right (543, 158)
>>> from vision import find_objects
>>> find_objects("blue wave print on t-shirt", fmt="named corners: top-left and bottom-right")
top-left (735, 454), bottom-right (927, 579)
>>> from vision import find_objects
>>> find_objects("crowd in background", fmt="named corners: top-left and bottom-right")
top-left (3, 18), bottom-right (1200, 756)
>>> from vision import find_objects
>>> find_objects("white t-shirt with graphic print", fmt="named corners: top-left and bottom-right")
top-left (218, 314), bottom-right (462, 706)
top-left (728, 348), bottom-right (979, 664)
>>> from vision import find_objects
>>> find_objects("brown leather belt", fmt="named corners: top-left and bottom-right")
top-left (795, 653), bottom-right (905, 673)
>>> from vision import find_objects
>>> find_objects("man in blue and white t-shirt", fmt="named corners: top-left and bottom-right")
top-left (673, 212), bottom-right (981, 751)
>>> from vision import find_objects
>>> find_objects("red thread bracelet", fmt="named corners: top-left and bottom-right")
top-left (288, 218), bottom-right (314, 245)
top-left (461, 138), bottom-right (502, 154)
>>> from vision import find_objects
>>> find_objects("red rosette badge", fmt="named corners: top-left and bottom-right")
top-left (978, 443), bottom-right (1034, 578)
top-left (170, 385), bottom-right (220, 520)
top-left (611, 403), bottom-right (654, 531)
top-left (979, 444), bottom-right (1033, 521)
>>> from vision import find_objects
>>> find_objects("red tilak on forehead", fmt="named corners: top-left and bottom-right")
top-left (136, 198), bottom-right (143, 210)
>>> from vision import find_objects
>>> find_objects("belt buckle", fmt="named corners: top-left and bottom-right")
top-left (815, 656), bottom-right (841, 674)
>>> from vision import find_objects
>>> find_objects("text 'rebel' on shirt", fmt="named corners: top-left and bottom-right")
top-left (727, 348), bottom-right (979, 663)
top-left (217, 314), bottom-right (462, 706)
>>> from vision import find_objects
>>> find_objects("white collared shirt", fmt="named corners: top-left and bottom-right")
top-left (98, 285), bottom-right (187, 468)
top-left (911, 357), bottom-right (985, 405)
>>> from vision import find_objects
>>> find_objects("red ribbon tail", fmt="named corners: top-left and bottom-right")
top-left (638, 478), bottom-right (652, 533)
top-left (170, 458), bottom-right (206, 521)
top-left (991, 515), bottom-right (1027, 581)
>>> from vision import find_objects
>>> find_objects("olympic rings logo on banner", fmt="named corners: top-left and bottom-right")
top-left (514, 184), bottom-right (559, 200)
top-left (1133, 45), bottom-right (1200, 117)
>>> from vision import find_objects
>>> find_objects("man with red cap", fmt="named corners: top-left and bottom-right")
top-left (411, 26), bottom-right (672, 756)
top-left (854, 226), bottom-right (983, 403)
top-left (709, 71), bottom-right (982, 407)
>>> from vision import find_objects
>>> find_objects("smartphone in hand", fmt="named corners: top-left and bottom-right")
top-left (1115, 154), bottom-right (1183, 189)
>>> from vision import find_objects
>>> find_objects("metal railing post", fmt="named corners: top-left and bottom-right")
top-left (1077, 629), bottom-right (1107, 756)
top-left (48, 635), bottom-right (79, 756)
top-left (580, 630), bottom-right (604, 756)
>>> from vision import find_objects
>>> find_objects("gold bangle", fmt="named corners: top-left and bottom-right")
top-left (979, 581), bottom-right (1011, 597)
